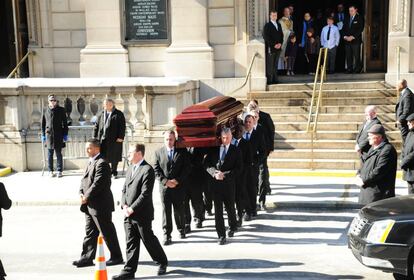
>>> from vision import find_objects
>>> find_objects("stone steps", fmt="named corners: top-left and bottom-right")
top-left (267, 80), bottom-right (390, 91)
top-left (272, 113), bottom-right (396, 122)
top-left (275, 121), bottom-right (397, 131)
top-left (268, 158), bottom-right (359, 170)
top-left (258, 105), bottom-right (396, 114)
top-left (275, 130), bottom-right (401, 141)
top-left (257, 96), bottom-right (396, 106)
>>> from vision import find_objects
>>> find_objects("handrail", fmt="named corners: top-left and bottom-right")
top-left (306, 47), bottom-right (328, 170)
top-left (7, 50), bottom-right (34, 79)
top-left (228, 51), bottom-right (260, 96)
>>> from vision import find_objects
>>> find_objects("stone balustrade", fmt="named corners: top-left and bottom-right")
top-left (0, 78), bottom-right (198, 171)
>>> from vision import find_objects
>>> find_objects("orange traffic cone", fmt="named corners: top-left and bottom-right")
top-left (95, 235), bottom-right (108, 280)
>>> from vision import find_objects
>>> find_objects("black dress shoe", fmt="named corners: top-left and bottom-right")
top-left (227, 230), bottom-right (235, 238)
top-left (196, 221), bottom-right (203, 228)
top-left (158, 264), bottom-right (167, 275)
top-left (72, 259), bottom-right (94, 267)
top-left (185, 225), bottom-right (191, 234)
top-left (218, 237), bottom-right (226, 245)
top-left (237, 219), bottom-right (242, 227)
top-left (252, 211), bottom-right (258, 217)
top-left (206, 210), bottom-right (213, 216)
top-left (163, 237), bottom-right (172, 246)
top-left (106, 258), bottom-right (124, 266)
top-left (112, 272), bottom-right (135, 280)
top-left (243, 213), bottom-right (251, 222)
top-left (260, 202), bottom-right (267, 211)
top-left (180, 232), bottom-right (186, 239)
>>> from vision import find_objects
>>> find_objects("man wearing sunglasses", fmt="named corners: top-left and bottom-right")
top-left (41, 94), bottom-right (68, 178)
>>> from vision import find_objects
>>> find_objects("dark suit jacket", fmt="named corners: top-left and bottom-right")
top-left (263, 21), bottom-right (284, 54)
top-left (93, 108), bottom-right (126, 162)
top-left (259, 111), bottom-right (275, 153)
top-left (154, 146), bottom-right (190, 190)
top-left (122, 160), bottom-right (155, 223)
top-left (356, 117), bottom-right (382, 154)
top-left (204, 144), bottom-right (243, 188)
top-left (248, 126), bottom-right (266, 166)
top-left (396, 88), bottom-right (414, 122)
top-left (233, 138), bottom-right (251, 190)
top-left (401, 130), bottom-right (414, 182)
top-left (79, 154), bottom-right (115, 215)
top-left (0, 183), bottom-right (11, 237)
top-left (343, 13), bottom-right (364, 44)
top-left (41, 105), bottom-right (68, 149)
top-left (359, 141), bottom-right (397, 205)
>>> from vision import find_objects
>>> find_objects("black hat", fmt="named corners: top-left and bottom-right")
top-left (407, 113), bottom-right (414, 122)
top-left (367, 124), bottom-right (385, 136)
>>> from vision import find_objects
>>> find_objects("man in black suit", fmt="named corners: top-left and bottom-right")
top-left (334, 3), bottom-right (347, 72)
top-left (94, 99), bottom-right (126, 178)
top-left (73, 139), bottom-right (123, 268)
top-left (356, 125), bottom-right (397, 205)
top-left (0, 182), bottom-right (11, 280)
top-left (396, 79), bottom-right (414, 143)
top-left (355, 105), bottom-right (382, 161)
top-left (401, 114), bottom-right (414, 194)
top-left (204, 127), bottom-right (242, 245)
top-left (263, 10), bottom-right (284, 84)
top-left (154, 130), bottom-right (190, 245)
top-left (232, 124), bottom-right (251, 227)
top-left (248, 100), bottom-right (275, 196)
top-left (41, 94), bottom-right (68, 178)
top-left (343, 5), bottom-right (364, 73)
top-left (184, 147), bottom-right (207, 231)
top-left (112, 144), bottom-right (168, 280)
top-left (243, 114), bottom-right (266, 221)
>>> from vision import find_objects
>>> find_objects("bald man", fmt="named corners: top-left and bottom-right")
top-left (355, 105), bottom-right (382, 161)
top-left (396, 79), bottom-right (414, 143)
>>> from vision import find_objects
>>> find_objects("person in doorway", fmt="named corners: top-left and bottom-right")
top-left (263, 10), bottom-right (284, 84)
top-left (285, 33), bottom-right (298, 76)
top-left (296, 12), bottom-right (315, 74)
top-left (334, 3), bottom-right (347, 72)
top-left (93, 99), bottom-right (126, 178)
top-left (278, 7), bottom-right (294, 74)
top-left (305, 28), bottom-right (320, 75)
top-left (343, 5), bottom-right (364, 73)
top-left (41, 94), bottom-right (68, 178)
top-left (321, 17), bottom-right (340, 74)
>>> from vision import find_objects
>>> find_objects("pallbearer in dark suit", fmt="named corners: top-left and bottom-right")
top-left (112, 144), bottom-right (168, 280)
top-left (204, 127), bottom-right (242, 245)
top-left (355, 105), bottom-right (382, 161)
top-left (343, 6), bottom-right (364, 73)
top-left (263, 10), bottom-right (284, 84)
top-left (232, 124), bottom-right (251, 227)
top-left (401, 114), bottom-right (414, 195)
top-left (0, 182), bottom-right (11, 280)
top-left (154, 130), bottom-right (190, 245)
top-left (396, 79), bottom-right (414, 143)
top-left (184, 147), bottom-right (207, 232)
top-left (248, 100), bottom-right (275, 196)
top-left (94, 99), bottom-right (126, 178)
top-left (73, 139), bottom-right (123, 268)
top-left (243, 114), bottom-right (266, 221)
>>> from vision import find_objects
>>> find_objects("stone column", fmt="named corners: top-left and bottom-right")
top-left (386, 0), bottom-right (414, 85)
top-left (80, 0), bottom-right (129, 77)
top-left (165, 0), bottom-right (214, 79)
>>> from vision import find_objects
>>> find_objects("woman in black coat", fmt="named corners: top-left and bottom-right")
top-left (0, 182), bottom-right (12, 280)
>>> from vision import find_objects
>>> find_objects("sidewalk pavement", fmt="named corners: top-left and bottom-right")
top-left (0, 170), bottom-right (408, 209)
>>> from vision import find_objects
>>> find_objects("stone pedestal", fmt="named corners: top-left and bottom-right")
top-left (165, 0), bottom-right (214, 79)
top-left (80, 0), bottom-right (129, 77)
top-left (385, 0), bottom-right (414, 85)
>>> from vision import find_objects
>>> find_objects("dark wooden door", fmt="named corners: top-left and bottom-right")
top-left (14, 0), bottom-right (29, 77)
top-left (365, 0), bottom-right (388, 71)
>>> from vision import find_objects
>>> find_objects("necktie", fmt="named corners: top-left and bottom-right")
top-left (220, 146), bottom-right (227, 161)
top-left (327, 26), bottom-right (331, 40)
top-left (133, 165), bottom-right (138, 175)
top-left (168, 150), bottom-right (173, 162)
top-left (105, 111), bottom-right (109, 122)
top-left (350, 16), bottom-right (354, 28)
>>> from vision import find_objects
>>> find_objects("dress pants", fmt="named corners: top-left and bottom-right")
top-left (246, 165), bottom-right (259, 215)
top-left (399, 120), bottom-right (409, 144)
top-left (345, 42), bottom-right (362, 72)
top-left (407, 182), bottom-right (414, 195)
top-left (160, 187), bottom-right (185, 238)
top-left (235, 173), bottom-right (248, 220)
top-left (122, 218), bottom-right (168, 274)
top-left (327, 47), bottom-right (337, 73)
top-left (109, 161), bottom-right (119, 176)
top-left (203, 181), bottom-right (213, 214)
top-left (258, 157), bottom-right (270, 204)
top-left (48, 147), bottom-right (63, 172)
top-left (266, 51), bottom-right (281, 84)
top-left (184, 179), bottom-right (205, 225)
top-left (212, 181), bottom-right (237, 238)
top-left (80, 211), bottom-right (122, 262)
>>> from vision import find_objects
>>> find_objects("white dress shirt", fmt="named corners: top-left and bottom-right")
top-left (321, 24), bottom-right (340, 49)
top-left (271, 20), bottom-right (279, 30)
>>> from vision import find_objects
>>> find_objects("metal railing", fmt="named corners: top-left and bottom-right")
top-left (306, 47), bottom-right (328, 170)
top-left (228, 51), bottom-right (260, 96)
top-left (7, 50), bottom-right (35, 79)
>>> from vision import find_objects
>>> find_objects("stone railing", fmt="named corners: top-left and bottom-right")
top-left (0, 78), bottom-right (199, 171)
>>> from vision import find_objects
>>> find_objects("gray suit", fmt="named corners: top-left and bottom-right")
top-left (120, 160), bottom-right (168, 274)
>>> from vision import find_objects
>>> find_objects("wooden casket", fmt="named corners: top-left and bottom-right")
top-left (173, 96), bottom-right (244, 148)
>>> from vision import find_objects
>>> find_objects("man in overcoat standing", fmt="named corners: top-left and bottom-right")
top-left (41, 94), bottom-right (68, 177)
top-left (112, 144), bottom-right (168, 280)
top-left (395, 79), bottom-right (414, 143)
top-left (263, 10), bottom-right (284, 84)
top-left (73, 139), bottom-right (123, 268)
top-left (356, 124), bottom-right (397, 205)
top-left (0, 182), bottom-right (11, 280)
top-left (401, 114), bottom-right (414, 194)
top-left (94, 99), bottom-right (126, 178)
top-left (355, 105), bottom-right (382, 161)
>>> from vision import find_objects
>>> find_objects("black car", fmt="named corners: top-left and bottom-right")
top-left (348, 195), bottom-right (414, 280)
